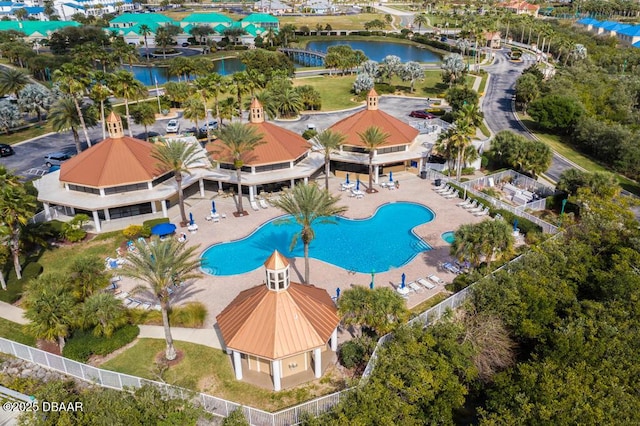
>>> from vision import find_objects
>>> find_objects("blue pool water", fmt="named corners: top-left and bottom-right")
top-left (442, 231), bottom-right (455, 244)
top-left (201, 202), bottom-right (434, 276)
top-left (306, 40), bottom-right (441, 63)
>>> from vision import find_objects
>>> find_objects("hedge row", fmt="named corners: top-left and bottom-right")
top-left (62, 324), bottom-right (140, 362)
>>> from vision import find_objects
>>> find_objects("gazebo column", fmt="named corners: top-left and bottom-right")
top-left (151, 202), bottom-right (157, 214)
top-left (92, 211), bottom-right (102, 232)
top-left (304, 177), bottom-right (308, 184)
top-left (313, 348), bottom-right (322, 378)
top-left (103, 208), bottom-right (111, 221)
top-left (218, 180), bottom-right (223, 190)
top-left (272, 360), bottom-right (281, 391)
top-left (43, 203), bottom-right (51, 220)
top-left (249, 185), bottom-right (255, 201)
top-left (232, 351), bottom-right (243, 380)
top-left (290, 178), bottom-right (295, 188)
top-left (418, 158), bottom-right (424, 171)
top-left (161, 200), bottom-right (168, 217)
top-left (330, 328), bottom-right (338, 351)
top-left (374, 165), bottom-right (380, 184)
top-left (199, 179), bottom-right (205, 197)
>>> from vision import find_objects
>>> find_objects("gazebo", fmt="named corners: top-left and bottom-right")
top-left (216, 251), bottom-right (340, 391)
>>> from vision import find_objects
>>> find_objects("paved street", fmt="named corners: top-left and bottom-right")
top-left (483, 49), bottom-right (576, 182)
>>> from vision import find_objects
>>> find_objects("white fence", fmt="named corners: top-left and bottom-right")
top-left (0, 337), bottom-right (349, 426)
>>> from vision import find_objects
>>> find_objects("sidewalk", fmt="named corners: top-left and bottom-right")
top-left (0, 301), bottom-right (28, 325)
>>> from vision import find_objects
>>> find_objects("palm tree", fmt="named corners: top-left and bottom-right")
top-left (212, 123), bottom-right (265, 215)
top-left (208, 73), bottom-right (230, 125)
top-left (81, 293), bottom-right (128, 337)
top-left (120, 237), bottom-right (202, 361)
top-left (152, 139), bottom-right (209, 225)
top-left (53, 63), bottom-right (93, 148)
top-left (130, 102), bottom-right (156, 140)
top-left (0, 67), bottom-right (29, 100)
top-left (139, 24), bottom-right (152, 63)
top-left (274, 88), bottom-right (303, 118)
top-left (68, 255), bottom-right (109, 301)
top-left (413, 13), bottom-right (428, 33)
top-left (108, 70), bottom-right (147, 137)
top-left (89, 82), bottom-right (112, 140)
top-left (154, 27), bottom-right (175, 60)
top-left (23, 272), bottom-right (76, 351)
top-left (232, 71), bottom-right (249, 118)
top-left (446, 122), bottom-right (472, 181)
top-left (315, 129), bottom-right (346, 190)
top-left (270, 183), bottom-right (347, 284)
top-left (357, 126), bottom-right (390, 193)
top-left (49, 98), bottom-right (97, 154)
top-left (194, 76), bottom-right (214, 144)
top-left (452, 220), bottom-right (514, 268)
top-left (182, 95), bottom-right (205, 131)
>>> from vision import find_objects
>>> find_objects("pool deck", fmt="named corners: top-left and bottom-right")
top-left (117, 173), bottom-right (486, 343)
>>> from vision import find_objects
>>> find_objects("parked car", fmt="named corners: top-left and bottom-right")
top-left (198, 120), bottom-right (218, 134)
top-left (0, 143), bottom-right (14, 157)
top-left (44, 152), bottom-right (73, 167)
top-left (409, 110), bottom-right (436, 119)
top-left (181, 42), bottom-right (190, 47)
top-left (166, 119), bottom-right (180, 133)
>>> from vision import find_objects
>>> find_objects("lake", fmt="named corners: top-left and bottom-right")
top-left (306, 40), bottom-right (441, 63)
top-left (126, 57), bottom-right (245, 86)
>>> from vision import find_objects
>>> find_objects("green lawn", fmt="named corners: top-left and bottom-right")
top-left (38, 234), bottom-right (123, 275)
top-left (101, 339), bottom-right (345, 411)
top-left (410, 292), bottom-right (448, 315)
top-left (3, 122), bottom-right (53, 145)
top-left (518, 115), bottom-right (640, 195)
top-left (280, 13), bottom-right (386, 30)
top-left (0, 318), bottom-right (35, 346)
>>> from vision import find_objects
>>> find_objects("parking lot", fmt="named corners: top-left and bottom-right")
top-left (0, 96), bottom-right (434, 179)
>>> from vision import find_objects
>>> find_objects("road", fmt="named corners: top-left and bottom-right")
top-left (482, 49), bottom-right (575, 182)
top-left (373, 5), bottom-right (415, 29)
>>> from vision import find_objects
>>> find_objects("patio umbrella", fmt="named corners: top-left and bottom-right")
top-left (389, 171), bottom-right (393, 182)
top-left (151, 223), bottom-right (176, 236)
top-left (345, 173), bottom-right (350, 184)
top-left (356, 178), bottom-right (360, 191)
top-left (401, 273), bottom-right (406, 289)
top-left (189, 212), bottom-right (194, 226)
top-left (336, 287), bottom-right (341, 299)
top-left (211, 200), bottom-right (216, 214)
top-left (513, 219), bottom-right (519, 232)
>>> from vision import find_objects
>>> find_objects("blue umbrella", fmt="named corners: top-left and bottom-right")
top-left (345, 173), bottom-right (350, 184)
top-left (151, 223), bottom-right (176, 236)
top-left (513, 219), bottom-right (519, 232)
top-left (211, 200), bottom-right (216, 214)
top-left (401, 273), bottom-right (406, 289)
top-left (356, 178), bottom-right (360, 191)
top-left (389, 171), bottom-right (393, 182)
top-left (336, 287), bottom-right (341, 299)
top-left (189, 212), bottom-right (194, 226)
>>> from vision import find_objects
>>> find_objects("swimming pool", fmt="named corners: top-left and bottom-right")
top-left (201, 202), bottom-right (434, 276)
top-left (442, 231), bottom-right (455, 244)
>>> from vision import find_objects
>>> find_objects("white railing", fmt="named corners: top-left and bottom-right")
top-left (0, 337), bottom-right (349, 426)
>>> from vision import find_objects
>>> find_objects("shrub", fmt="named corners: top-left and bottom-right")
top-left (62, 226), bottom-right (86, 242)
top-left (0, 262), bottom-right (43, 304)
top-left (43, 220), bottom-right (65, 240)
top-left (142, 217), bottom-right (170, 230)
top-left (492, 209), bottom-right (542, 234)
top-left (373, 82), bottom-right (395, 94)
top-left (302, 129), bottom-right (317, 140)
top-left (339, 336), bottom-right (374, 370)
top-left (63, 324), bottom-right (139, 362)
top-left (122, 225), bottom-right (145, 240)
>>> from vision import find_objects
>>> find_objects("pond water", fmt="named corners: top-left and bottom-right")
top-left (306, 40), bottom-right (441, 63)
top-left (124, 57), bottom-right (245, 86)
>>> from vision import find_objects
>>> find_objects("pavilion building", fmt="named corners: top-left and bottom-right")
top-left (216, 251), bottom-right (340, 391)
top-left (34, 112), bottom-right (209, 232)
top-left (206, 98), bottom-right (324, 200)
top-left (327, 89), bottom-right (426, 184)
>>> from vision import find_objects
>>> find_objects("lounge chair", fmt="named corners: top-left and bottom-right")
top-left (417, 278), bottom-right (436, 289)
top-left (442, 262), bottom-right (462, 274)
top-left (428, 274), bottom-right (445, 285)
top-left (468, 204), bottom-right (485, 214)
top-left (250, 201), bottom-right (260, 211)
top-left (443, 190), bottom-right (459, 199)
top-left (408, 281), bottom-right (423, 292)
top-left (456, 197), bottom-right (471, 207)
top-left (474, 207), bottom-right (490, 216)
top-left (259, 199), bottom-right (269, 209)
top-left (115, 291), bottom-right (128, 300)
top-left (434, 184), bottom-right (451, 193)
top-left (439, 187), bottom-right (455, 196)
top-left (462, 200), bottom-right (478, 210)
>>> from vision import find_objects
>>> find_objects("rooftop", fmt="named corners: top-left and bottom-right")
top-left (181, 13), bottom-right (233, 23)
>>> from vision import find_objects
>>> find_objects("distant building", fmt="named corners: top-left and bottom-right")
top-left (484, 31), bottom-right (502, 49)
top-left (497, 1), bottom-right (539, 17)
top-left (216, 250), bottom-right (340, 391)
top-left (0, 20), bottom-right (80, 41)
top-left (576, 17), bottom-right (640, 47)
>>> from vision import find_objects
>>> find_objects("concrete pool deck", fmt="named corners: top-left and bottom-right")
top-left (116, 172), bottom-right (486, 340)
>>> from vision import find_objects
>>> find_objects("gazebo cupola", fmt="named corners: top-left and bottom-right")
top-left (367, 88), bottom-right (379, 110)
top-left (106, 111), bottom-right (124, 138)
top-left (264, 250), bottom-right (289, 291)
top-left (250, 97), bottom-right (265, 124)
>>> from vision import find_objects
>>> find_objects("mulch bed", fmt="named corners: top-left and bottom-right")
top-left (155, 349), bottom-right (184, 367)
top-left (37, 340), bottom-right (61, 356)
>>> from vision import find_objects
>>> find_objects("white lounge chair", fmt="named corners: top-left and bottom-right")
top-left (259, 199), bottom-right (269, 209)
top-left (434, 184), bottom-right (451, 193)
top-left (417, 278), bottom-right (436, 289)
top-left (250, 201), bottom-right (260, 211)
top-left (408, 281), bottom-right (423, 293)
top-left (115, 291), bottom-right (129, 300)
top-left (468, 204), bottom-right (485, 214)
top-left (439, 187), bottom-right (456, 196)
top-left (428, 274), bottom-right (445, 285)
top-left (456, 197), bottom-right (471, 207)
top-left (474, 207), bottom-right (490, 216)
top-left (462, 200), bottom-right (478, 210)
top-left (443, 190), bottom-right (459, 199)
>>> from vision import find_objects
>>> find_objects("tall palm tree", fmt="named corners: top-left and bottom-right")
top-left (0, 184), bottom-right (36, 280)
top-left (0, 67), bottom-right (29, 100)
top-left (208, 73), bottom-right (230, 124)
top-left (194, 76), bottom-right (215, 144)
top-left (271, 183), bottom-right (347, 284)
top-left (89, 82), bottom-right (112, 140)
top-left (152, 139), bottom-right (209, 225)
top-left (139, 24), bottom-right (152, 64)
top-left (413, 13), bottom-right (428, 33)
top-left (232, 71), bottom-right (250, 118)
top-left (53, 63), bottom-right (93, 148)
top-left (212, 123), bottom-right (265, 215)
top-left (49, 98), bottom-right (97, 154)
top-left (130, 102), bottom-right (156, 141)
top-left (182, 95), bottom-right (205, 131)
top-left (315, 129), bottom-right (346, 190)
top-left (23, 272), bottom-right (76, 351)
top-left (120, 237), bottom-right (202, 361)
top-left (108, 70), bottom-right (147, 137)
top-left (357, 126), bottom-right (390, 193)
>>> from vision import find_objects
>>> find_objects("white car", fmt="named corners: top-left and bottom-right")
top-left (166, 119), bottom-right (180, 133)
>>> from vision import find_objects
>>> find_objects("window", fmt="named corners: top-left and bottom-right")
top-left (104, 182), bottom-right (149, 195)
top-left (254, 162), bottom-right (290, 173)
top-left (378, 145), bottom-right (406, 154)
top-left (152, 172), bottom-right (173, 186)
top-left (68, 185), bottom-right (100, 195)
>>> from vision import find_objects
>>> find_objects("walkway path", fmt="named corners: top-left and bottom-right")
top-left (0, 301), bottom-right (27, 325)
